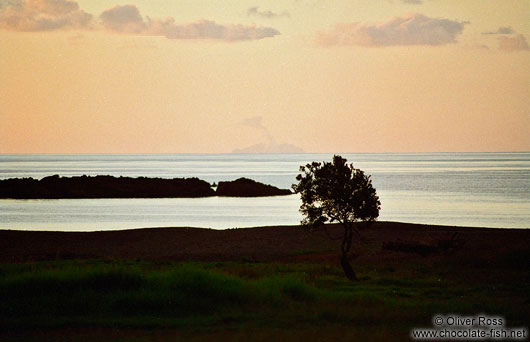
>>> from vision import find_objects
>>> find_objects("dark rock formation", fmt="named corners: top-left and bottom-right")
top-left (215, 177), bottom-right (292, 197)
top-left (0, 175), bottom-right (215, 199)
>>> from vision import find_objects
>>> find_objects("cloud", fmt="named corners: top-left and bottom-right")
top-left (100, 4), bottom-right (145, 34)
top-left (0, 2), bottom-right (280, 41)
top-left (149, 19), bottom-right (280, 41)
top-left (482, 26), bottom-right (515, 35)
top-left (498, 34), bottom-right (530, 51)
top-left (316, 13), bottom-right (467, 47)
top-left (232, 143), bottom-right (304, 153)
top-left (241, 116), bottom-right (266, 129)
top-left (236, 116), bottom-right (304, 153)
top-left (100, 4), bottom-right (280, 41)
top-left (240, 116), bottom-right (273, 141)
top-left (0, 0), bottom-right (92, 31)
top-left (247, 6), bottom-right (290, 19)
top-left (479, 26), bottom-right (529, 51)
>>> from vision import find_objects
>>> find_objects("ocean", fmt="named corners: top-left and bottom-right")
top-left (0, 153), bottom-right (529, 231)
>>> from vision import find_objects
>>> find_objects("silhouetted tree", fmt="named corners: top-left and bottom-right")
top-left (292, 155), bottom-right (381, 281)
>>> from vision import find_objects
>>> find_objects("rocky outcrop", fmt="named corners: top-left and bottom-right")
top-left (215, 177), bottom-right (292, 197)
top-left (0, 175), bottom-right (215, 199)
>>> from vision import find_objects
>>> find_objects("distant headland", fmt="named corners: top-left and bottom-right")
top-left (0, 175), bottom-right (292, 199)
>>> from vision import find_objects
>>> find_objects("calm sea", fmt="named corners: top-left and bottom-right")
top-left (0, 153), bottom-right (529, 231)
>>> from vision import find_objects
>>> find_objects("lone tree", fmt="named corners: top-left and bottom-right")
top-left (292, 155), bottom-right (381, 281)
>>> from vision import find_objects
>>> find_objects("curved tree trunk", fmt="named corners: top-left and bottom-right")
top-left (340, 222), bottom-right (358, 281)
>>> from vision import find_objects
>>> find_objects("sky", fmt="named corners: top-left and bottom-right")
top-left (0, 0), bottom-right (529, 153)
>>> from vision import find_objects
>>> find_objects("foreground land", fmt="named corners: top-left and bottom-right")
top-left (0, 222), bottom-right (529, 341)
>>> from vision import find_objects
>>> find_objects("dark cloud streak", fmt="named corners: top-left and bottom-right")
top-left (482, 26), bottom-right (515, 35)
top-left (247, 7), bottom-right (290, 19)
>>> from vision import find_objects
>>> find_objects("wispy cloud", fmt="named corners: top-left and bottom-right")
top-left (0, 0), bottom-right (92, 31)
top-left (498, 34), bottom-right (530, 51)
top-left (236, 116), bottom-right (304, 153)
top-left (240, 116), bottom-right (273, 142)
top-left (232, 142), bottom-right (304, 153)
top-left (241, 116), bottom-right (267, 130)
top-left (482, 26), bottom-right (515, 35)
top-left (316, 13), bottom-right (467, 47)
top-left (480, 26), bottom-right (529, 52)
top-left (247, 7), bottom-right (290, 19)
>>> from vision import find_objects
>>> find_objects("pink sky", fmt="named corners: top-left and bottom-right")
top-left (1, 0), bottom-right (529, 153)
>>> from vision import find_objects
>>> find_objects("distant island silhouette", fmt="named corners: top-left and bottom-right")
top-left (0, 175), bottom-right (292, 199)
top-left (216, 177), bottom-right (292, 197)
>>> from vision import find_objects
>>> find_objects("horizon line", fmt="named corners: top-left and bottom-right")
top-left (1, 151), bottom-right (529, 155)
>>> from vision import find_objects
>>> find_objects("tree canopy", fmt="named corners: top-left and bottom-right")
top-left (292, 155), bottom-right (381, 280)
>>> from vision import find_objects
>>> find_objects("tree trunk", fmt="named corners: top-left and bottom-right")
top-left (340, 253), bottom-right (358, 281)
top-left (340, 223), bottom-right (358, 281)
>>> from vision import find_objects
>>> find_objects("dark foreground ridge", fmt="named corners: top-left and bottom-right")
top-left (0, 222), bottom-right (528, 263)
top-left (0, 175), bottom-right (292, 199)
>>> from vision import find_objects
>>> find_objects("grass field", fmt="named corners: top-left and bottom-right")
top-left (1, 255), bottom-right (529, 341)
